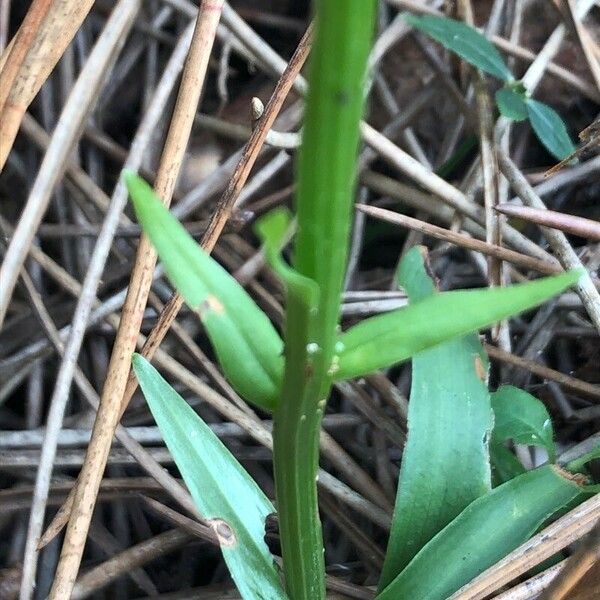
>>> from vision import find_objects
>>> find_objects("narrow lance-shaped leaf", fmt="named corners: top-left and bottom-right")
top-left (378, 247), bottom-right (493, 590)
top-left (336, 270), bottom-right (581, 381)
top-left (526, 98), bottom-right (576, 161)
top-left (132, 355), bottom-right (287, 600)
top-left (126, 172), bottom-right (284, 410)
top-left (377, 465), bottom-right (586, 600)
top-left (492, 385), bottom-right (556, 463)
top-left (405, 14), bottom-right (513, 81)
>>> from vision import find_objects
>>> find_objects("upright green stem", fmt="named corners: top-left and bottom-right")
top-left (273, 3), bottom-right (376, 599)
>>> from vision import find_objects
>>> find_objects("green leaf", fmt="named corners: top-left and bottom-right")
top-left (336, 270), bottom-right (581, 381)
top-left (255, 207), bottom-right (293, 256)
top-left (254, 208), bottom-right (320, 312)
top-left (132, 355), bottom-right (287, 600)
top-left (492, 385), bottom-right (556, 462)
top-left (526, 99), bottom-right (576, 160)
top-left (377, 465), bottom-right (585, 600)
top-left (495, 86), bottom-right (528, 121)
top-left (490, 441), bottom-right (526, 485)
top-left (405, 14), bottom-right (512, 81)
top-left (126, 172), bottom-right (284, 410)
top-left (378, 247), bottom-right (493, 590)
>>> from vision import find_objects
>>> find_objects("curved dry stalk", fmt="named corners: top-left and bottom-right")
top-left (47, 2), bottom-right (225, 597)
top-left (493, 560), bottom-right (568, 600)
top-left (0, 0), bottom-right (53, 114)
top-left (0, 0), bottom-right (98, 168)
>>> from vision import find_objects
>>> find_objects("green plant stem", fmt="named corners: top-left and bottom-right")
top-left (272, 2), bottom-right (376, 599)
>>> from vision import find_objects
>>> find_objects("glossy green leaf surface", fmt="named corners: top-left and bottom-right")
top-left (126, 173), bottom-right (283, 410)
top-left (132, 355), bottom-right (287, 600)
top-left (492, 385), bottom-right (556, 462)
top-left (495, 86), bottom-right (528, 121)
top-left (378, 247), bottom-right (492, 590)
top-left (526, 99), bottom-right (576, 160)
top-left (406, 14), bottom-right (512, 81)
top-left (336, 270), bottom-right (580, 380)
top-left (377, 465), bottom-right (584, 600)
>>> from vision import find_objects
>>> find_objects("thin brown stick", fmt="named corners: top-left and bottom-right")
top-left (141, 496), bottom-right (217, 543)
top-left (498, 150), bottom-right (600, 334)
top-left (70, 529), bottom-right (194, 600)
top-left (0, 0), bottom-right (97, 168)
top-left (130, 22), bottom-right (312, 379)
top-left (539, 521), bottom-right (600, 600)
top-left (360, 122), bottom-right (553, 263)
top-left (0, 0), bottom-right (53, 114)
top-left (355, 204), bottom-right (564, 277)
top-left (48, 3), bottom-right (224, 597)
top-left (495, 204), bottom-right (600, 241)
top-left (484, 343), bottom-right (600, 401)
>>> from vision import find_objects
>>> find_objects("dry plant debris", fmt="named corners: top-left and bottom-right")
top-left (0, 1), bottom-right (599, 598)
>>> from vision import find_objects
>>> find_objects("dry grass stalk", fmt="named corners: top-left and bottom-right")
top-left (539, 522), bottom-right (600, 600)
top-left (0, 0), bottom-right (97, 169)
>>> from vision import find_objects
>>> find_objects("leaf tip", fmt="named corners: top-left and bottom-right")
top-left (123, 170), bottom-right (153, 213)
top-left (122, 168), bottom-right (139, 191)
top-left (131, 352), bottom-right (145, 371)
top-left (565, 268), bottom-right (585, 287)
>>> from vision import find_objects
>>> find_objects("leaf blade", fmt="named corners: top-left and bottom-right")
top-left (126, 173), bottom-right (284, 410)
top-left (378, 247), bottom-right (493, 589)
top-left (336, 270), bottom-right (581, 380)
top-left (132, 355), bottom-right (287, 600)
top-left (492, 385), bottom-right (556, 463)
top-left (406, 14), bottom-right (512, 81)
top-left (526, 99), bottom-right (576, 160)
top-left (377, 465), bottom-right (585, 600)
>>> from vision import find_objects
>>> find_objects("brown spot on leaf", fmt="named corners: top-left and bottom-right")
top-left (553, 464), bottom-right (590, 486)
top-left (209, 518), bottom-right (237, 547)
top-left (198, 295), bottom-right (225, 318)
